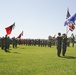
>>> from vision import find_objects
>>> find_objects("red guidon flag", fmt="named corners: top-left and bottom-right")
top-left (17, 31), bottom-right (23, 38)
top-left (5, 23), bottom-right (15, 35)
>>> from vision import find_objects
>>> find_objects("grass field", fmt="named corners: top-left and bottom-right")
top-left (0, 44), bottom-right (76, 75)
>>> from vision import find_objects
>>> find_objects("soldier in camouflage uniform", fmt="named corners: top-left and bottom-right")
top-left (56, 33), bottom-right (62, 57)
top-left (62, 34), bottom-right (67, 56)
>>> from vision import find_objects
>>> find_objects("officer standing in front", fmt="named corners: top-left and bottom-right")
top-left (56, 32), bottom-right (62, 57)
top-left (62, 34), bottom-right (67, 56)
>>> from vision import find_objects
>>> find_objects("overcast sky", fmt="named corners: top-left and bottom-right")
top-left (0, 0), bottom-right (76, 39)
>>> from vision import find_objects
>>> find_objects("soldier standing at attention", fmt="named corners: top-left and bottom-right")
top-left (4, 35), bottom-right (8, 52)
top-left (1, 36), bottom-right (5, 50)
top-left (71, 33), bottom-right (75, 47)
top-left (56, 32), bottom-right (62, 57)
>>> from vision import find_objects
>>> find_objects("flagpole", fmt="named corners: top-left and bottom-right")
top-left (66, 25), bottom-right (69, 35)
top-left (65, 8), bottom-right (70, 35)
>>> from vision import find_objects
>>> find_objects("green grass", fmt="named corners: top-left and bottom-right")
top-left (0, 44), bottom-right (76, 75)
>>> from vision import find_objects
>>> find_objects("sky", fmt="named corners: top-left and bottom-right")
top-left (0, 0), bottom-right (76, 39)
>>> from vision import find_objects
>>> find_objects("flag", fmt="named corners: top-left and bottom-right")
top-left (5, 23), bottom-right (15, 35)
top-left (68, 13), bottom-right (76, 22)
top-left (66, 8), bottom-right (71, 19)
top-left (64, 13), bottom-right (76, 31)
top-left (64, 13), bottom-right (76, 26)
top-left (17, 31), bottom-right (23, 38)
top-left (64, 9), bottom-right (76, 32)
top-left (64, 8), bottom-right (71, 26)
top-left (68, 23), bottom-right (75, 31)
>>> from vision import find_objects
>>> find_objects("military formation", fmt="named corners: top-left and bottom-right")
top-left (0, 34), bottom-right (75, 58)
top-left (0, 35), bottom-right (17, 52)
top-left (0, 35), bottom-right (53, 52)
top-left (24, 39), bottom-right (52, 47)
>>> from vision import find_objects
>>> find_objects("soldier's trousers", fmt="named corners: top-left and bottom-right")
top-left (57, 46), bottom-right (61, 56)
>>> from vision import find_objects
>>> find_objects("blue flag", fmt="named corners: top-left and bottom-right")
top-left (68, 13), bottom-right (76, 22)
top-left (64, 13), bottom-right (76, 26)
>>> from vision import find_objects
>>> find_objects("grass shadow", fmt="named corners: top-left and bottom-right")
top-left (13, 52), bottom-right (21, 54)
top-left (20, 48), bottom-right (26, 49)
top-left (61, 56), bottom-right (76, 59)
